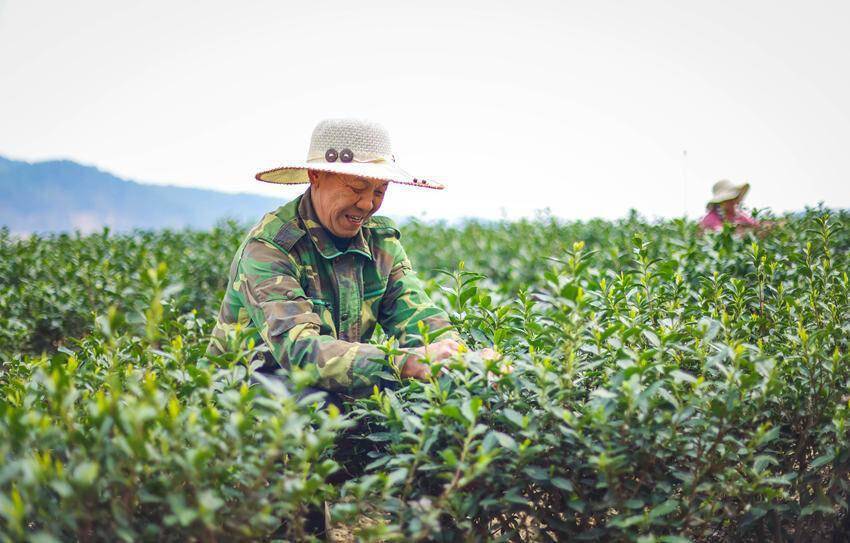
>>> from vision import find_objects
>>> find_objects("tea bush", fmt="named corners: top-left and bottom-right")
top-left (1, 208), bottom-right (849, 541)
top-left (1, 262), bottom-right (348, 541)
top-left (0, 224), bottom-right (240, 357)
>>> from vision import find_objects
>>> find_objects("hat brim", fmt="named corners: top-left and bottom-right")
top-left (255, 161), bottom-right (445, 190)
top-left (709, 182), bottom-right (750, 204)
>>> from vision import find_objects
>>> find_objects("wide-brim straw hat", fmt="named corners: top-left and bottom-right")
top-left (255, 118), bottom-right (445, 190)
top-left (709, 179), bottom-right (750, 204)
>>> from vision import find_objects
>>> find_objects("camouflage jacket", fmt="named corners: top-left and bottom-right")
top-left (208, 189), bottom-right (457, 392)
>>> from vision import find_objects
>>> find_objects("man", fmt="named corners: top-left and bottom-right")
top-left (207, 119), bottom-right (495, 536)
top-left (207, 118), bottom-right (466, 395)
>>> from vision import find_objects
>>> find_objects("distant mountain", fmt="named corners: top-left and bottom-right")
top-left (0, 155), bottom-right (284, 234)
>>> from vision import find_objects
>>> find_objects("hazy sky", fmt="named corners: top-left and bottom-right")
top-left (1, 0), bottom-right (848, 220)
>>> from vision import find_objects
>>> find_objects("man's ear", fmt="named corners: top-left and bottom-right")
top-left (307, 170), bottom-right (319, 186)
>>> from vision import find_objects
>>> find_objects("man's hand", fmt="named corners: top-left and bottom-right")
top-left (479, 347), bottom-right (499, 361)
top-left (477, 347), bottom-right (513, 389)
top-left (400, 339), bottom-right (461, 381)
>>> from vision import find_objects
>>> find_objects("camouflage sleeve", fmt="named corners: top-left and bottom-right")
top-left (377, 236), bottom-right (461, 348)
top-left (237, 239), bottom-right (387, 391)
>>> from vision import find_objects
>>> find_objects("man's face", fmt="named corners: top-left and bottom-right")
top-left (308, 171), bottom-right (389, 238)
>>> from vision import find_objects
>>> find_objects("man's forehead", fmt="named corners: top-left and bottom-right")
top-left (336, 174), bottom-right (389, 189)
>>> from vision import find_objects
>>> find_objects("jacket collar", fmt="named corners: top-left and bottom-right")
top-left (298, 188), bottom-right (373, 260)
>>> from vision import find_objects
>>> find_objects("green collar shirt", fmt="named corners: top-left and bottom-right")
top-left (208, 189), bottom-right (456, 392)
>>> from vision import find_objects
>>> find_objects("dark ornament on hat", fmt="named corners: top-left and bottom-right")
top-left (325, 148), bottom-right (338, 162)
top-left (340, 148), bottom-right (354, 163)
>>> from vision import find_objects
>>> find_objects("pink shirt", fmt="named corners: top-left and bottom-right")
top-left (699, 207), bottom-right (758, 231)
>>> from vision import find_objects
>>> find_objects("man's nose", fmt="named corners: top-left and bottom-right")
top-left (355, 194), bottom-right (374, 213)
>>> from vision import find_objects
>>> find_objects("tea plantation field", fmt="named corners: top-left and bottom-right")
top-left (1, 209), bottom-right (849, 542)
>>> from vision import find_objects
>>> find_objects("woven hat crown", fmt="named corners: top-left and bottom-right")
top-left (712, 179), bottom-right (735, 194)
top-left (710, 179), bottom-right (749, 204)
top-left (254, 117), bottom-right (444, 189)
top-left (307, 119), bottom-right (393, 163)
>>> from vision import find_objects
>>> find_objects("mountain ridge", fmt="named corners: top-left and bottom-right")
top-left (0, 155), bottom-right (284, 234)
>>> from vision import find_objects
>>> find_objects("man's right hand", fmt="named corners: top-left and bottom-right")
top-left (400, 339), bottom-right (461, 381)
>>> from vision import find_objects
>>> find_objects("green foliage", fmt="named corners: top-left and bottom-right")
top-left (2, 208), bottom-right (850, 541)
top-left (0, 223), bottom-right (239, 356)
top-left (1, 286), bottom-right (346, 541)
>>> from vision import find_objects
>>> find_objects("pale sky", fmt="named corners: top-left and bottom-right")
top-left (1, 0), bottom-right (848, 221)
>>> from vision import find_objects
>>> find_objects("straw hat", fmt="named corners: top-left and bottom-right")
top-left (709, 179), bottom-right (750, 204)
top-left (255, 118), bottom-right (445, 190)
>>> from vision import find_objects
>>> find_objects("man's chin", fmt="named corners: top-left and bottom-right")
top-left (334, 215), bottom-right (367, 237)
top-left (331, 223), bottom-right (360, 238)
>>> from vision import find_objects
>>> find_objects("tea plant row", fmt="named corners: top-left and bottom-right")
top-left (1, 209), bottom-right (848, 541)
